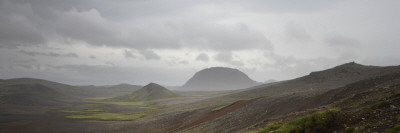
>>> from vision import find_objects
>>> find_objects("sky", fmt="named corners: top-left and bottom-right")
top-left (0, 0), bottom-right (399, 86)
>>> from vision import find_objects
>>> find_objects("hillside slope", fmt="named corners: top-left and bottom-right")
top-left (224, 62), bottom-right (400, 99)
top-left (0, 78), bottom-right (89, 106)
top-left (179, 72), bottom-right (400, 133)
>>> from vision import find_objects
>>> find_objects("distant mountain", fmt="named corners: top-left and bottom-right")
top-left (180, 67), bottom-right (260, 91)
top-left (112, 83), bottom-right (178, 101)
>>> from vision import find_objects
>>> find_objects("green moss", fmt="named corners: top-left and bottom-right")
top-left (0, 97), bottom-right (5, 104)
top-left (84, 109), bottom-right (104, 112)
top-left (59, 109), bottom-right (104, 114)
top-left (59, 110), bottom-right (85, 113)
top-left (65, 112), bottom-right (146, 121)
top-left (86, 97), bottom-right (113, 101)
top-left (344, 127), bottom-right (355, 133)
top-left (94, 101), bottom-right (147, 106)
top-left (258, 108), bottom-right (340, 133)
top-left (344, 125), bottom-right (370, 133)
top-left (212, 105), bottom-right (226, 111)
top-left (384, 124), bottom-right (400, 133)
top-left (370, 101), bottom-right (390, 109)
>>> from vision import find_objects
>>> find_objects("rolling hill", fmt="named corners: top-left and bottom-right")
top-left (0, 78), bottom-right (89, 106)
top-left (112, 83), bottom-right (179, 101)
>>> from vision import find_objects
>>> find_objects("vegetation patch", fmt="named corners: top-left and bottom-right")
top-left (370, 101), bottom-right (390, 109)
top-left (344, 125), bottom-right (370, 133)
top-left (65, 112), bottom-right (146, 121)
top-left (212, 105), bottom-right (226, 112)
top-left (58, 110), bottom-right (85, 114)
top-left (384, 124), bottom-right (400, 133)
top-left (86, 97), bottom-right (113, 101)
top-left (0, 97), bottom-right (5, 104)
top-left (60, 109), bottom-right (146, 121)
top-left (93, 101), bottom-right (148, 106)
top-left (258, 108), bottom-right (340, 133)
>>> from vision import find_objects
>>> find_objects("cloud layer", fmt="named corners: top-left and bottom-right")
top-left (1, 0), bottom-right (400, 85)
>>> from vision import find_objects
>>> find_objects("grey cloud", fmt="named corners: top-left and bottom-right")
top-left (139, 50), bottom-right (160, 60)
top-left (196, 53), bottom-right (209, 62)
top-left (262, 51), bottom-right (355, 80)
top-left (179, 61), bottom-right (189, 64)
top-left (214, 51), bottom-right (244, 66)
top-left (19, 50), bottom-right (79, 58)
top-left (324, 34), bottom-right (359, 47)
top-left (180, 23), bottom-right (273, 50)
top-left (221, 0), bottom-right (344, 13)
top-left (89, 55), bottom-right (96, 59)
top-left (285, 22), bottom-right (312, 43)
top-left (13, 64), bottom-right (193, 85)
top-left (0, 0), bottom-right (273, 51)
top-left (124, 50), bottom-right (136, 59)
top-left (0, 0), bottom-right (46, 48)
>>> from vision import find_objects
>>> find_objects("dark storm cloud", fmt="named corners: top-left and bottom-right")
top-left (19, 50), bottom-right (79, 58)
top-left (196, 53), bottom-right (209, 62)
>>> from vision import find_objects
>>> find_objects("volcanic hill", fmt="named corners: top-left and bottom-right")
top-left (181, 67), bottom-right (260, 91)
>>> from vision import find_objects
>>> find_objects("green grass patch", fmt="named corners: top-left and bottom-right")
top-left (86, 96), bottom-right (113, 101)
top-left (212, 105), bottom-right (226, 111)
top-left (384, 124), bottom-right (400, 133)
top-left (84, 109), bottom-right (104, 112)
top-left (93, 101), bottom-right (147, 106)
top-left (59, 110), bottom-right (85, 113)
top-left (258, 108), bottom-right (340, 133)
top-left (0, 97), bottom-right (5, 104)
top-left (65, 112), bottom-right (146, 121)
top-left (370, 101), bottom-right (390, 109)
top-left (59, 109), bottom-right (104, 114)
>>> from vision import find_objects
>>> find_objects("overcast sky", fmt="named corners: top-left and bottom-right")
top-left (1, 0), bottom-right (399, 86)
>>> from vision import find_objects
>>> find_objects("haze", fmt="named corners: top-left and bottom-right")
top-left (1, 0), bottom-right (399, 86)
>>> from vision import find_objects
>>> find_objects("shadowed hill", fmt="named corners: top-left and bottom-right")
top-left (181, 67), bottom-right (260, 91)
top-left (113, 83), bottom-right (178, 101)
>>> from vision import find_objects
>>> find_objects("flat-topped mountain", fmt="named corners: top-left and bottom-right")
top-left (113, 83), bottom-right (178, 101)
top-left (180, 67), bottom-right (260, 91)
